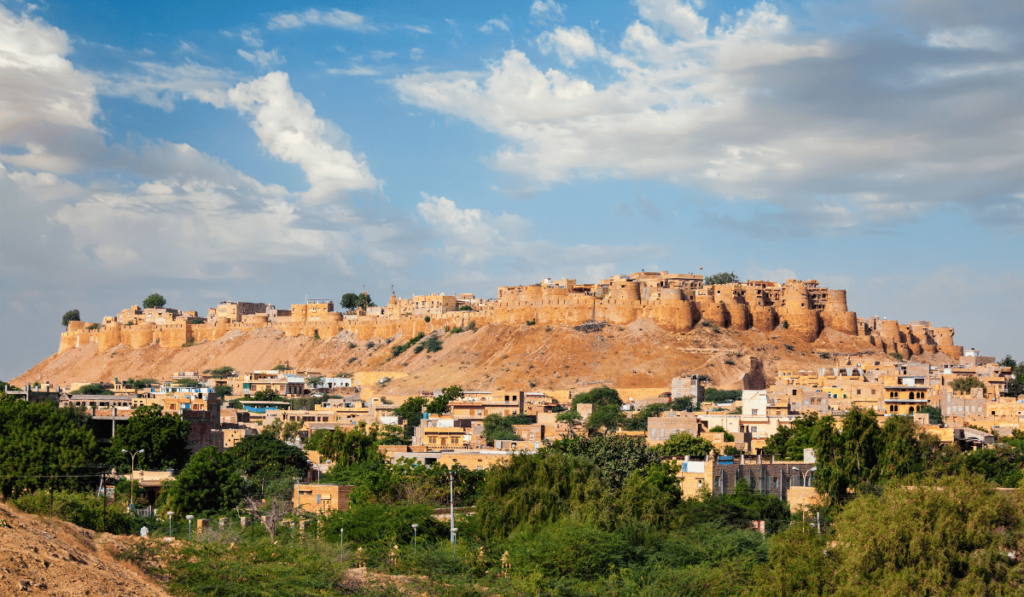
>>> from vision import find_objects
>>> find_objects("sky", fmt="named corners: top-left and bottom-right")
top-left (1, 0), bottom-right (1022, 379)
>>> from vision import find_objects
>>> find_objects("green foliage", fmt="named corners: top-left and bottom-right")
top-left (0, 400), bottom-right (99, 497)
top-left (161, 447), bottom-right (245, 516)
top-left (307, 423), bottom-right (385, 467)
top-left (709, 425), bottom-right (735, 442)
top-left (423, 336), bottom-right (443, 353)
top-left (227, 433), bottom-right (308, 490)
top-left (252, 388), bottom-right (281, 402)
top-left (109, 404), bottom-right (192, 472)
top-left (272, 364), bottom-right (288, 371)
top-left (394, 396), bottom-right (428, 439)
top-left (142, 293), bottom-right (166, 309)
top-left (571, 386), bottom-right (622, 408)
top-left (391, 332), bottom-right (425, 357)
top-left (201, 366), bottom-right (235, 379)
top-left (321, 502), bottom-right (446, 546)
top-left (889, 351), bottom-right (905, 362)
top-left (762, 412), bottom-right (819, 460)
top-left (621, 402), bottom-right (671, 431)
top-left (656, 432), bottom-right (716, 458)
top-left (920, 404), bottom-right (943, 425)
top-left (175, 378), bottom-right (200, 387)
top-left (426, 385), bottom-right (462, 415)
top-left (950, 375), bottom-right (986, 395)
top-left (75, 383), bottom-right (112, 395)
top-left (827, 475), bottom-right (1024, 595)
top-left (458, 305), bottom-right (473, 311)
top-left (260, 419), bottom-right (303, 442)
top-left (212, 385), bottom-right (232, 398)
top-left (482, 413), bottom-right (531, 444)
top-left (960, 443), bottom-right (1024, 488)
top-left (424, 315), bottom-right (431, 322)
top-left (123, 378), bottom-right (157, 390)
top-left (703, 388), bottom-right (742, 403)
top-left (704, 272), bottom-right (740, 286)
top-left (166, 537), bottom-right (350, 597)
top-left (544, 434), bottom-right (657, 489)
top-left (61, 309), bottom-right (80, 328)
top-left (12, 490), bottom-right (135, 534)
top-left (586, 403), bottom-right (626, 434)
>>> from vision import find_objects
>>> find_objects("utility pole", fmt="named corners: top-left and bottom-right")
top-left (449, 471), bottom-right (455, 547)
top-left (121, 448), bottom-right (145, 511)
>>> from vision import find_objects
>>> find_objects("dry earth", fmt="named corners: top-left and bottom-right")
top-left (15, 320), bottom-right (950, 396)
top-left (0, 500), bottom-right (170, 597)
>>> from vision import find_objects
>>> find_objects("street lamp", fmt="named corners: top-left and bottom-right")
top-left (185, 515), bottom-right (194, 540)
top-left (121, 448), bottom-right (144, 509)
top-left (167, 511), bottom-right (175, 539)
top-left (451, 527), bottom-right (458, 556)
top-left (411, 523), bottom-right (418, 550)
top-left (339, 528), bottom-right (344, 562)
top-left (792, 466), bottom-right (817, 487)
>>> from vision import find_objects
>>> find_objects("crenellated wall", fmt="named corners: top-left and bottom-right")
top-left (55, 273), bottom-right (959, 358)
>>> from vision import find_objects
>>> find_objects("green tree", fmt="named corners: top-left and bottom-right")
top-left (162, 447), bottom-right (245, 516)
top-left (1000, 356), bottom-right (1024, 397)
top-left (0, 400), bottom-right (100, 497)
top-left (204, 366), bottom-right (235, 379)
top-left (950, 375), bottom-right (986, 396)
top-left (571, 386), bottom-right (622, 409)
top-left (482, 414), bottom-right (531, 444)
top-left (75, 383), bottom-right (112, 395)
top-left (762, 412), bottom-right (819, 460)
top-left (174, 378), bottom-right (200, 388)
top-left (228, 433), bottom-right (308, 490)
top-left (555, 409), bottom-right (583, 436)
top-left (709, 425), bottom-right (735, 442)
top-left (426, 385), bottom-right (462, 415)
top-left (212, 385), bottom-right (232, 398)
top-left (829, 475), bottom-right (1024, 595)
top-left (341, 293), bottom-right (360, 310)
top-left (920, 405), bottom-right (943, 425)
top-left (253, 389), bottom-right (282, 402)
top-left (704, 271), bottom-right (740, 286)
top-left (261, 419), bottom-right (303, 443)
top-left (61, 309), bottom-right (81, 328)
top-left (621, 402), bottom-right (671, 431)
top-left (586, 403), bottom-right (626, 434)
top-left (394, 396), bottom-right (428, 440)
top-left (142, 293), bottom-right (167, 309)
top-left (124, 378), bottom-right (157, 390)
top-left (655, 432), bottom-right (716, 458)
top-left (109, 404), bottom-right (192, 472)
top-left (309, 423), bottom-right (383, 467)
top-left (544, 434), bottom-right (657, 489)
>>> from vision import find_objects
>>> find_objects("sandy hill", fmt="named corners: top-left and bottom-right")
top-left (14, 319), bottom-right (949, 396)
top-left (0, 500), bottom-right (169, 597)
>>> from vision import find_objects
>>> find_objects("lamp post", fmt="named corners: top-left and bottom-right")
top-left (339, 528), bottom-right (344, 562)
top-left (121, 448), bottom-right (144, 510)
top-left (451, 527), bottom-right (458, 556)
top-left (411, 523), bottom-right (418, 551)
top-left (167, 511), bottom-right (174, 539)
top-left (448, 471), bottom-right (455, 548)
top-left (792, 466), bottom-right (817, 487)
top-left (186, 515), bottom-right (194, 540)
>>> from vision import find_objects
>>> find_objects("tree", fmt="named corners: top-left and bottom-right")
top-left (586, 403), bottom-right (626, 435)
top-left (621, 403), bottom-right (671, 431)
top-left (253, 389), bottom-right (282, 402)
top-left (261, 419), bottom-right (303, 443)
top-left (544, 434), bottom-right (657, 489)
top-left (1000, 356), bottom-right (1024, 397)
top-left (571, 386), bottom-right (622, 409)
top-left (556, 409), bottom-right (583, 436)
top-left (204, 366), bottom-right (235, 379)
top-left (394, 396), bottom-right (428, 439)
top-left (0, 400), bottom-right (99, 497)
top-left (76, 383), bottom-right (112, 395)
top-left (212, 385), bottom-right (232, 398)
top-left (124, 378), bottom-right (157, 390)
top-left (228, 433), bottom-right (308, 490)
top-left (920, 405), bottom-right (943, 425)
top-left (704, 272), bottom-right (740, 286)
top-left (341, 293), bottom-right (360, 310)
top-left (109, 404), bottom-right (192, 472)
top-left (162, 447), bottom-right (245, 516)
top-left (762, 412), bottom-right (819, 460)
top-left (305, 375), bottom-right (324, 390)
top-left (175, 378), bottom-right (200, 388)
top-left (655, 432), bottom-right (716, 458)
top-left (142, 293), bottom-right (166, 309)
top-left (482, 414), bottom-right (531, 444)
top-left (61, 309), bottom-right (80, 328)
top-left (709, 425), bottom-right (736, 442)
top-left (426, 385), bottom-right (462, 415)
top-left (950, 375), bottom-right (986, 396)
top-left (308, 423), bottom-right (383, 466)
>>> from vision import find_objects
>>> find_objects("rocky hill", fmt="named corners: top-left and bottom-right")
top-left (14, 319), bottom-right (952, 395)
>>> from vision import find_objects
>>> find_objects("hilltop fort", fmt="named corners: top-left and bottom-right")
top-left (58, 271), bottom-right (962, 361)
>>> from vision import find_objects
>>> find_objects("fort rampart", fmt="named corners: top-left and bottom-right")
top-left (57, 272), bottom-right (963, 359)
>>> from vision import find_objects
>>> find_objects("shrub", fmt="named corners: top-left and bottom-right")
top-left (347, 357), bottom-right (357, 363)
top-left (424, 337), bottom-right (443, 353)
top-left (424, 315), bottom-right (431, 322)
top-left (449, 326), bottom-right (463, 334)
top-left (725, 359), bottom-right (735, 366)
top-left (13, 490), bottom-right (136, 534)
top-left (366, 341), bottom-right (375, 349)
top-left (467, 320), bottom-right (476, 330)
top-left (782, 320), bottom-right (790, 329)
top-left (348, 342), bottom-right (356, 349)
top-left (526, 319), bottom-right (536, 326)
top-left (784, 344), bottom-right (794, 351)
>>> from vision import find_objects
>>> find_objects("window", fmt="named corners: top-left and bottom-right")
top-left (772, 476), bottom-right (778, 489)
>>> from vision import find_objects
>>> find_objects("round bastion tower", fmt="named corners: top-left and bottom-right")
top-left (778, 281), bottom-right (822, 342)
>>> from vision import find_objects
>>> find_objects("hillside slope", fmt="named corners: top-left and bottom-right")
top-left (0, 500), bottom-right (169, 596)
top-left (15, 319), bottom-right (949, 394)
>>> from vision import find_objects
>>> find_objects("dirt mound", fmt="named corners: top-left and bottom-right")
top-left (0, 500), bottom-right (169, 597)
top-left (14, 319), bottom-right (935, 395)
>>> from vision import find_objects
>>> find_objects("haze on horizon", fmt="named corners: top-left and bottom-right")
top-left (1, 0), bottom-right (1022, 379)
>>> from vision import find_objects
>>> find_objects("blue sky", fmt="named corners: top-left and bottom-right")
top-left (1, 0), bottom-right (1022, 378)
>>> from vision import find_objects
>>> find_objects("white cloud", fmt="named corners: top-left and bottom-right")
top-left (927, 26), bottom-right (1008, 51)
top-left (97, 61), bottom-right (236, 111)
top-left (240, 28), bottom-right (263, 48)
top-left (479, 18), bottom-right (509, 34)
top-left (177, 40), bottom-right (198, 54)
top-left (410, 47), bottom-right (424, 60)
top-left (530, 0), bottom-right (565, 23)
top-left (394, 1), bottom-right (1024, 230)
top-left (267, 9), bottom-right (375, 32)
top-left (404, 25), bottom-right (432, 34)
top-left (537, 26), bottom-right (599, 66)
top-left (227, 72), bottom-right (378, 203)
top-left (238, 48), bottom-right (285, 68)
top-left (371, 50), bottom-right (397, 61)
top-left (327, 65), bottom-right (380, 76)
top-left (636, 0), bottom-right (706, 41)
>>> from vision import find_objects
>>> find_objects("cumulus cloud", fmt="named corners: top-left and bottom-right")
top-left (238, 48), bottom-right (285, 68)
top-left (927, 26), bottom-right (1009, 51)
top-left (537, 26), bottom-right (599, 66)
top-left (226, 72), bottom-right (378, 203)
top-left (267, 8), bottom-right (375, 32)
top-left (530, 0), bottom-right (565, 23)
top-left (97, 61), bottom-right (236, 111)
top-left (394, 0), bottom-right (1024, 230)
top-left (479, 18), bottom-right (509, 34)
top-left (417, 192), bottom-right (657, 273)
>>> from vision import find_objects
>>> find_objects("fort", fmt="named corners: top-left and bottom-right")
top-left (57, 271), bottom-right (963, 361)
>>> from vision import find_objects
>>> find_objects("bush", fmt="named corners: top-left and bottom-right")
top-left (424, 315), bottom-right (431, 322)
top-left (424, 336), bottom-right (443, 353)
top-left (13, 490), bottom-right (136, 534)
